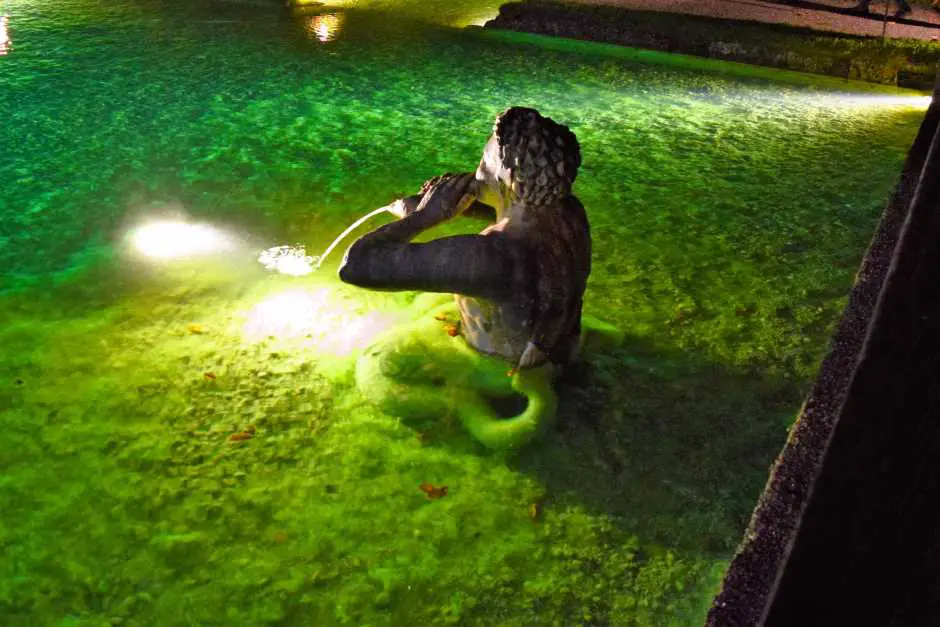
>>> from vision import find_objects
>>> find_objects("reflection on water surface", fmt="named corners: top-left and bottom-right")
top-left (305, 11), bottom-right (344, 42)
top-left (0, 14), bottom-right (11, 55)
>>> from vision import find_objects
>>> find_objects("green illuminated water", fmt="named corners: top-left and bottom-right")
top-left (0, 1), bottom-right (925, 625)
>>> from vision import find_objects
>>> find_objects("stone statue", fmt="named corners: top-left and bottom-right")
top-left (339, 107), bottom-right (620, 450)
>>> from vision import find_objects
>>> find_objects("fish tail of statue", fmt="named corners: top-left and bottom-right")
top-left (456, 363), bottom-right (558, 450)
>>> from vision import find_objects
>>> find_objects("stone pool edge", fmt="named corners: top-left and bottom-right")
top-left (483, 0), bottom-right (940, 88)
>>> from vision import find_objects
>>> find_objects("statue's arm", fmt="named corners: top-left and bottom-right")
top-left (388, 173), bottom-right (495, 221)
top-left (339, 173), bottom-right (519, 300)
top-left (339, 232), bottom-right (521, 301)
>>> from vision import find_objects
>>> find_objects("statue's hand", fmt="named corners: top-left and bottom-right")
top-left (383, 173), bottom-right (475, 220)
top-left (419, 172), bottom-right (463, 195)
top-left (384, 194), bottom-right (422, 219)
top-left (412, 172), bottom-right (478, 224)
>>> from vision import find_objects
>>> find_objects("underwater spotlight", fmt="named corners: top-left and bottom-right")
top-left (242, 287), bottom-right (394, 355)
top-left (131, 221), bottom-right (234, 260)
top-left (245, 288), bottom-right (328, 338)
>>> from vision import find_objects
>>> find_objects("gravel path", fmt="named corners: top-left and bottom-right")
top-left (577, 0), bottom-right (940, 40)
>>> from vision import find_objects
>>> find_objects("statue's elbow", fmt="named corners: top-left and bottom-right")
top-left (338, 240), bottom-right (398, 290)
top-left (338, 255), bottom-right (364, 286)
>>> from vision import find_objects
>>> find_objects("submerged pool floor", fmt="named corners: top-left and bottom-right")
top-left (0, 1), bottom-right (926, 625)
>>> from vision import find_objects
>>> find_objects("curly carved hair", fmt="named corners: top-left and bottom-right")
top-left (493, 107), bottom-right (581, 207)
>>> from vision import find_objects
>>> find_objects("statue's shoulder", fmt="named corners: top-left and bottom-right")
top-left (565, 194), bottom-right (585, 209)
top-left (562, 194), bottom-right (589, 228)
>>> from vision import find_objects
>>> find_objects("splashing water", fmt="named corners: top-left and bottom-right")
top-left (258, 205), bottom-right (395, 276)
top-left (312, 205), bottom-right (395, 270)
top-left (258, 245), bottom-right (317, 276)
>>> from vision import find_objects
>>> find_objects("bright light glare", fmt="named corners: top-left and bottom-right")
top-left (259, 245), bottom-right (316, 276)
top-left (466, 10), bottom-right (500, 27)
top-left (243, 288), bottom-right (394, 356)
top-left (132, 221), bottom-right (234, 260)
top-left (829, 94), bottom-right (932, 109)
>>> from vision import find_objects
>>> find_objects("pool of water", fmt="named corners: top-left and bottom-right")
top-left (0, 1), bottom-right (926, 625)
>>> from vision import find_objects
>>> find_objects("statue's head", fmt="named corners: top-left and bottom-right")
top-left (475, 107), bottom-right (581, 209)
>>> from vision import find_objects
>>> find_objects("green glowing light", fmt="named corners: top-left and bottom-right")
top-left (242, 286), bottom-right (395, 356)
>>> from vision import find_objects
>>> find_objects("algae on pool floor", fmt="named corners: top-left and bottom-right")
top-left (0, 1), bottom-right (925, 625)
